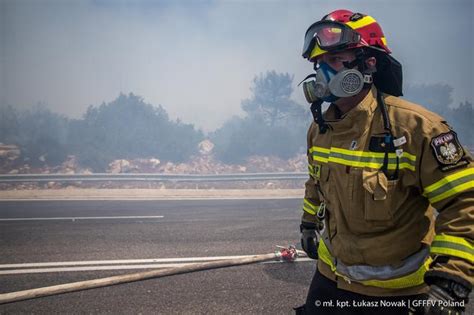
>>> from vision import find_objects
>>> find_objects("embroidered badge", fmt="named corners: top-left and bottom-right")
top-left (430, 131), bottom-right (464, 166)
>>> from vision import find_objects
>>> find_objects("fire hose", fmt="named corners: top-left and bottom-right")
top-left (0, 246), bottom-right (301, 305)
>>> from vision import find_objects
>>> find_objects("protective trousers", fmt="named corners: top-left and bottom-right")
top-left (295, 268), bottom-right (424, 314)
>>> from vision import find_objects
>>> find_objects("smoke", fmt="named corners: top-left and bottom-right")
top-left (1, 0), bottom-right (472, 132)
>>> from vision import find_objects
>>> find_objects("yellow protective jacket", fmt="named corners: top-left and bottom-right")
top-left (302, 86), bottom-right (473, 296)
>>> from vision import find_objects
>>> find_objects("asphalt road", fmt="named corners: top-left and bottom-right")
top-left (0, 199), bottom-right (472, 314)
top-left (0, 199), bottom-right (313, 314)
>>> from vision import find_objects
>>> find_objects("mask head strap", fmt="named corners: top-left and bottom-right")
top-left (310, 100), bottom-right (328, 134)
top-left (377, 90), bottom-right (399, 180)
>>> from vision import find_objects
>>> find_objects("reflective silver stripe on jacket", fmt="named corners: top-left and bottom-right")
top-left (322, 234), bottom-right (430, 281)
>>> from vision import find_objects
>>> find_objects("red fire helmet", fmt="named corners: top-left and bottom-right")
top-left (303, 9), bottom-right (391, 61)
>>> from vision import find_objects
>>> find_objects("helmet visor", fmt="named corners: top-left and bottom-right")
top-left (302, 21), bottom-right (361, 59)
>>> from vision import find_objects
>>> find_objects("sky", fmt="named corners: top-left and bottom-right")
top-left (1, 0), bottom-right (473, 132)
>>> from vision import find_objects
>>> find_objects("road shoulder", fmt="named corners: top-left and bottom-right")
top-left (0, 189), bottom-right (304, 201)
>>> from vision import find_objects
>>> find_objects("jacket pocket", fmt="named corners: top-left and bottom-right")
top-left (362, 169), bottom-right (397, 221)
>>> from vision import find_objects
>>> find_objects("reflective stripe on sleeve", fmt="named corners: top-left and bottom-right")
top-left (303, 198), bottom-right (319, 215)
top-left (309, 146), bottom-right (330, 163)
top-left (423, 168), bottom-right (474, 204)
top-left (308, 164), bottom-right (315, 178)
top-left (430, 234), bottom-right (474, 263)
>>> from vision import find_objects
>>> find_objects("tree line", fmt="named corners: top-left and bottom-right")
top-left (0, 71), bottom-right (472, 171)
top-left (0, 94), bottom-right (205, 171)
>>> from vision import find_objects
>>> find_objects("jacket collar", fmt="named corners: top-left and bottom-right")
top-left (323, 85), bottom-right (379, 135)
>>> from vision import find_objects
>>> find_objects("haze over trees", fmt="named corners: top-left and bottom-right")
top-left (210, 71), bottom-right (310, 163)
top-left (0, 104), bottom-right (69, 167)
top-left (0, 71), bottom-right (472, 172)
top-left (67, 94), bottom-right (204, 171)
top-left (403, 83), bottom-right (472, 146)
top-left (0, 94), bottom-right (204, 171)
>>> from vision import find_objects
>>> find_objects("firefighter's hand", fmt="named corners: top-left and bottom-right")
top-left (300, 222), bottom-right (318, 260)
top-left (409, 279), bottom-right (470, 315)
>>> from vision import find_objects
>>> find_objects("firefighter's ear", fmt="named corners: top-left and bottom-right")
top-left (365, 57), bottom-right (377, 71)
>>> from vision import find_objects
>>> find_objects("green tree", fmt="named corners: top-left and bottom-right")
top-left (242, 71), bottom-right (306, 127)
top-left (70, 93), bottom-right (203, 171)
top-left (17, 104), bottom-right (69, 166)
top-left (0, 104), bottom-right (20, 144)
top-left (212, 71), bottom-right (310, 163)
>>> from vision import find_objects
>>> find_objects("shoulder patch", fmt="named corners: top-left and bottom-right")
top-left (430, 131), bottom-right (468, 171)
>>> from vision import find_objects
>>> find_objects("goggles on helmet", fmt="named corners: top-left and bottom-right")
top-left (302, 20), bottom-right (361, 59)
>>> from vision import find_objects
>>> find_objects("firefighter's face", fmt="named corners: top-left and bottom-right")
top-left (318, 50), bottom-right (357, 71)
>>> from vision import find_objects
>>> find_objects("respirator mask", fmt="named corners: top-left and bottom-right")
top-left (301, 61), bottom-right (373, 103)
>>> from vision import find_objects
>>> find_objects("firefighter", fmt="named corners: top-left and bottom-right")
top-left (296, 9), bottom-right (473, 315)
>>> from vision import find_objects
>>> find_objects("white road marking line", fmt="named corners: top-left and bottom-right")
top-left (0, 216), bottom-right (164, 221)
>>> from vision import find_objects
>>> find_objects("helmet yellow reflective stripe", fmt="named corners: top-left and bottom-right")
top-left (345, 15), bottom-right (376, 30)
